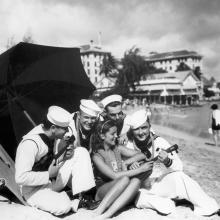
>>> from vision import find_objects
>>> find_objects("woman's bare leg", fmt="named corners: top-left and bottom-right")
top-left (216, 130), bottom-right (220, 146)
top-left (212, 130), bottom-right (218, 146)
top-left (95, 176), bottom-right (130, 215)
top-left (100, 178), bottom-right (141, 219)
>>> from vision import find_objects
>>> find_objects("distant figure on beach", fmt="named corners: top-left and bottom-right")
top-left (145, 103), bottom-right (152, 121)
top-left (209, 104), bottom-right (220, 146)
top-left (15, 106), bottom-right (96, 216)
top-left (125, 109), bottom-right (219, 216)
top-left (91, 119), bottom-right (153, 219)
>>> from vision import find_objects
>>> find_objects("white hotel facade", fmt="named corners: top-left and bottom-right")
top-left (80, 43), bottom-right (204, 105)
top-left (133, 50), bottom-right (204, 105)
top-left (80, 41), bottom-right (113, 88)
top-left (146, 50), bottom-right (202, 72)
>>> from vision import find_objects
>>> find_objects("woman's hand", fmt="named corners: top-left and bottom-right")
top-left (117, 134), bottom-right (128, 145)
top-left (129, 161), bottom-right (140, 170)
top-left (139, 161), bottom-right (154, 172)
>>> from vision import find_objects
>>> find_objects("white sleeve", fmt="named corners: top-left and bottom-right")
top-left (125, 141), bottom-right (141, 152)
top-left (120, 115), bottom-right (131, 135)
top-left (215, 110), bottom-right (220, 125)
top-left (154, 137), bottom-right (183, 171)
top-left (15, 140), bottom-right (50, 186)
top-left (125, 141), bottom-right (135, 150)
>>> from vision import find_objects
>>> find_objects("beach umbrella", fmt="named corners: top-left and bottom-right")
top-left (0, 42), bottom-right (95, 159)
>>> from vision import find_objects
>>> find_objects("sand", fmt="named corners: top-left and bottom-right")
top-left (1, 123), bottom-right (220, 220)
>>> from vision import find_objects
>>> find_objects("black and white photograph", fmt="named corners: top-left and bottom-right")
top-left (0, 0), bottom-right (220, 219)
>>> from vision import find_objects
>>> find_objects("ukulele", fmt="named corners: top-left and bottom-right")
top-left (147, 144), bottom-right (179, 162)
top-left (134, 144), bottom-right (179, 167)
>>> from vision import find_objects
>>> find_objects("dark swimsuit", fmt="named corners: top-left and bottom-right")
top-left (94, 147), bottom-right (123, 188)
top-left (212, 116), bottom-right (220, 130)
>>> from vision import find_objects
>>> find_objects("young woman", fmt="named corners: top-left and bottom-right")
top-left (91, 120), bottom-right (153, 219)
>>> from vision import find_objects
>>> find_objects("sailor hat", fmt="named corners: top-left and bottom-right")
top-left (80, 99), bottom-right (101, 117)
top-left (101, 94), bottom-right (122, 108)
top-left (47, 106), bottom-right (71, 127)
top-left (128, 109), bottom-right (148, 129)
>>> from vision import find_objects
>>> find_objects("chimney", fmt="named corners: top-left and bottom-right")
top-left (98, 31), bottom-right (102, 47)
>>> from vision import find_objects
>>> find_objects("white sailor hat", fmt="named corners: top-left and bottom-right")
top-left (47, 106), bottom-right (71, 127)
top-left (80, 99), bottom-right (101, 117)
top-left (101, 94), bottom-right (122, 108)
top-left (128, 109), bottom-right (148, 129)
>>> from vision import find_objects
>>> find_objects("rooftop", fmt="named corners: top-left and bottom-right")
top-left (146, 50), bottom-right (202, 61)
top-left (80, 42), bottom-right (110, 54)
top-left (141, 70), bottom-right (200, 84)
top-left (139, 77), bottom-right (180, 85)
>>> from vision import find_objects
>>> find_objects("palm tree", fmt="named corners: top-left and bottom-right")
top-left (175, 62), bottom-right (191, 72)
top-left (99, 53), bottom-right (118, 77)
top-left (193, 66), bottom-right (202, 80)
top-left (117, 46), bottom-right (154, 92)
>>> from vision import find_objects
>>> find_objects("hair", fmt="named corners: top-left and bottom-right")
top-left (41, 116), bottom-right (65, 130)
top-left (91, 119), bottom-right (117, 153)
top-left (127, 117), bottom-right (151, 141)
top-left (211, 104), bottom-right (218, 110)
top-left (105, 101), bottom-right (121, 110)
top-left (42, 117), bottom-right (54, 130)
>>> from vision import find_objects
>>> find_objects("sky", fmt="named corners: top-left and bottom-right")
top-left (1, 0), bottom-right (220, 80)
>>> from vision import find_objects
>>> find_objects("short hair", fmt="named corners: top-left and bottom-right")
top-left (211, 104), bottom-right (218, 110)
top-left (42, 117), bottom-right (54, 130)
top-left (105, 101), bottom-right (121, 110)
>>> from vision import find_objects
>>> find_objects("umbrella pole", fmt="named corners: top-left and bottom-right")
top-left (14, 100), bottom-right (36, 127)
top-left (23, 110), bottom-right (36, 127)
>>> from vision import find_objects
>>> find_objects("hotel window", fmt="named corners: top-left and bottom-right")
top-left (95, 77), bottom-right (97, 82)
top-left (87, 61), bottom-right (90, 67)
top-left (88, 69), bottom-right (90, 75)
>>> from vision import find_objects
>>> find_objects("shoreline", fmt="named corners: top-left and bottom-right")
top-left (152, 123), bottom-right (220, 154)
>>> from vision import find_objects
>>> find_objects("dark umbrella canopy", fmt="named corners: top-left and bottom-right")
top-left (0, 42), bottom-right (95, 159)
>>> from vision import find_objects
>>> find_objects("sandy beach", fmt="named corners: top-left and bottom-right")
top-left (1, 123), bottom-right (220, 220)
